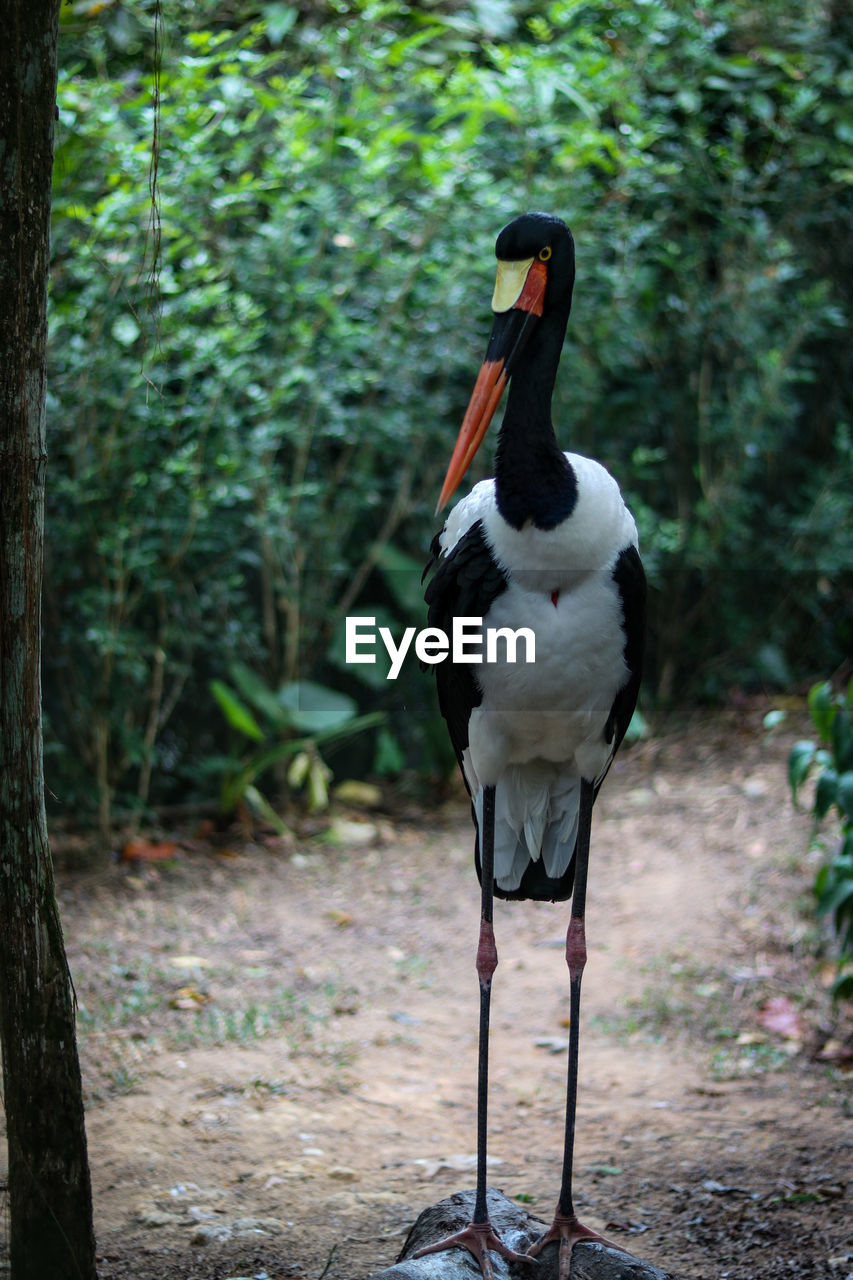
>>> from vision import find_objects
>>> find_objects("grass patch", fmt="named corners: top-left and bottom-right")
top-left (710, 1042), bottom-right (794, 1080)
top-left (596, 954), bottom-right (804, 1080)
top-left (72, 922), bottom-right (352, 1093)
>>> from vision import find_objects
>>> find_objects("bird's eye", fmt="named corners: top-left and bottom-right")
top-left (538, 246), bottom-right (552, 261)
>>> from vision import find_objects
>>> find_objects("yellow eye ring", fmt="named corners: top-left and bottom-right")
top-left (539, 246), bottom-right (552, 261)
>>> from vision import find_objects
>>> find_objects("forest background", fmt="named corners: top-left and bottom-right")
top-left (48, 0), bottom-right (853, 840)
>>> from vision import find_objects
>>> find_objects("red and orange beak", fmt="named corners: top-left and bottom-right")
top-left (436, 256), bottom-right (548, 513)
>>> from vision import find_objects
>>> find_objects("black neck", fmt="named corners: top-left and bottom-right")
top-left (494, 308), bottom-right (576, 531)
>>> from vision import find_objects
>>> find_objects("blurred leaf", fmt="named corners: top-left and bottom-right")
top-left (788, 740), bottom-right (816, 805)
top-left (814, 768), bottom-right (838, 820)
top-left (210, 680), bottom-right (265, 743)
top-left (229, 662), bottom-right (295, 732)
top-left (375, 544), bottom-right (429, 622)
top-left (837, 772), bottom-right (853, 821)
top-left (374, 727), bottom-right (405, 775)
top-left (278, 681), bottom-right (358, 734)
top-left (808, 681), bottom-right (837, 743)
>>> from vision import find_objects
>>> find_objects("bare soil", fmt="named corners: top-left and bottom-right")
top-left (11, 709), bottom-right (853, 1278)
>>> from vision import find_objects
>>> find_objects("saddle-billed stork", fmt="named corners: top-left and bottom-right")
top-left (419, 212), bottom-right (646, 1278)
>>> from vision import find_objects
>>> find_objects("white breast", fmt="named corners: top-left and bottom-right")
top-left (440, 454), bottom-right (638, 890)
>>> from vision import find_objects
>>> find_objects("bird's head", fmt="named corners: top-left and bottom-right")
top-left (436, 213), bottom-right (575, 513)
top-left (492, 211), bottom-right (575, 318)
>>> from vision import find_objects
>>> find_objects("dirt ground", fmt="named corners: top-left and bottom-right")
top-left (8, 708), bottom-right (853, 1279)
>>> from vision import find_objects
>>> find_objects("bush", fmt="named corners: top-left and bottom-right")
top-left (789, 680), bottom-right (853, 1000)
top-left (45, 0), bottom-right (853, 833)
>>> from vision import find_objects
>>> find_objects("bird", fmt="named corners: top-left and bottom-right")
top-left (418, 212), bottom-right (646, 1279)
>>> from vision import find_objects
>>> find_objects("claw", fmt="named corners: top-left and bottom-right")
top-left (414, 1219), bottom-right (537, 1277)
top-left (527, 1212), bottom-right (620, 1280)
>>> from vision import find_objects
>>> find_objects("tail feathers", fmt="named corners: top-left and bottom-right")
top-left (471, 762), bottom-right (581, 894)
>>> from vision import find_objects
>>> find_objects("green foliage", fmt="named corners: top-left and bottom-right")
top-left (210, 662), bottom-right (384, 823)
top-left (788, 679), bottom-right (853, 1000)
top-left (44, 0), bottom-right (853, 830)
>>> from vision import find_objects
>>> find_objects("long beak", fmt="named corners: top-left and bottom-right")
top-left (436, 258), bottom-right (547, 513)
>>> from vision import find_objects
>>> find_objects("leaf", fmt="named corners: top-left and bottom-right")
top-left (229, 662), bottom-right (295, 732)
top-left (756, 995), bottom-right (803, 1042)
top-left (836, 771), bottom-right (853, 820)
top-left (242, 784), bottom-right (288, 835)
top-left (210, 680), bottom-right (265, 743)
top-left (333, 778), bottom-right (382, 806)
top-left (788, 740), bottom-right (816, 804)
top-left (814, 768), bottom-right (838, 820)
top-left (374, 727), bottom-right (405, 775)
top-left (169, 955), bottom-right (212, 969)
top-left (121, 839), bottom-right (179, 862)
top-left (833, 710), bottom-right (853, 773)
top-left (277, 681), bottom-right (358, 735)
top-left (816, 872), bottom-right (853, 921)
top-left (375, 543), bottom-right (429, 621)
top-left (306, 757), bottom-right (331, 812)
top-left (287, 751), bottom-right (311, 788)
top-left (169, 985), bottom-right (210, 1010)
top-left (808, 681), bottom-right (836, 743)
top-left (535, 1036), bottom-right (570, 1053)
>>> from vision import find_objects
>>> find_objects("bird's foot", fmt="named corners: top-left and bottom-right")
top-left (413, 1218), bottom-right (536, 1278)
top-left (527, 1212), bottom-right (620, 1280)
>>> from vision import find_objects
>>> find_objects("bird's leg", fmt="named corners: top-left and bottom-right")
top-left (414, 785), bottom-right (533, 1277)
top-left (528, 780), bottom-right (623, 1279)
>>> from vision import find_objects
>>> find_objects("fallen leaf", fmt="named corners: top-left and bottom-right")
top-left (702, 1179), bottom-right (753, 1196)
top-left (816, 1038), bottom-right (853, 1065)
top-left (736, 1031), bottom-right (767, 1046)
top-left (333, 780), bottom-right (382, 808)
top-left (121, 839), bottom-right (179, 863)
top-left (535, 1036), bottom-right (569, 1054)
top-left (169, 985), bottom-right (210, 1011)
top-left (757, 995), bottom-right (803, 1042)
top-left (325, 818), bottom-right (377, 846)
top-left (169, 955), bottom-right (212, 970)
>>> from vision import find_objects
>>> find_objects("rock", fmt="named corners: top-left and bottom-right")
top-left (365, 1188), bottom-right (682, 1280)
top-left (136, 1207), bottom-right (183, 1229)
top-left (191, 1223), bottom-right (233, 1246)
top-left (232, 1216), bottom-right (285, 1236)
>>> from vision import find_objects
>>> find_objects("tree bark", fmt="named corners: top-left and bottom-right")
top-left (0, 3), bottom-right (98, 1277)
top-left (367, 1190), bottom-right (681, 1280)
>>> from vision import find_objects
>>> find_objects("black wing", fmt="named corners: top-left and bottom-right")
top-left (422, 519), bottom-right (509, 780)
top-left (423, 525), bottom-right (644, 906)
top-left (598, 542), bottom-right (646, 792)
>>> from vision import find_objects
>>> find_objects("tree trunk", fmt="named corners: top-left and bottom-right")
top-left (0, 3), bottom-right (98, 1277)
top-left (367, 1189), bottom-right (681, 1280)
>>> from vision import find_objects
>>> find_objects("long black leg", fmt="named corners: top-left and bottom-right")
top-left (529, 779), bottom-right (622, 1278)
top-left (414, 784), bottom-right (532, 1276)
top-left (474, 782), bottom-right (498, 1223)
top-left (557, 776), bottom-right (594, 1221)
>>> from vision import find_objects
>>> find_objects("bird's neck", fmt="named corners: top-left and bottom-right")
top-left (494, 309), bottom-right (577, 531)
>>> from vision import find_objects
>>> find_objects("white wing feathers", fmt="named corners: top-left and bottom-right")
top-left (467, 752), bottom-right (581, 892)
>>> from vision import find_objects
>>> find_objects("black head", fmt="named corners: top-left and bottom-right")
top-left (435, 213), bottom-right (576, 515)
top-left (495, 212), bottom-right (575, 315)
